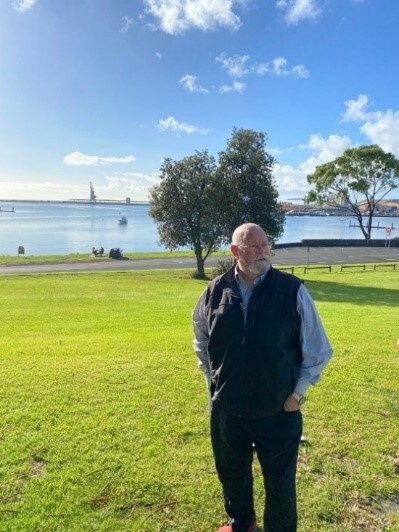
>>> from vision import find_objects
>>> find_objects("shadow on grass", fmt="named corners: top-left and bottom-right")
top-left (304, 280), bottom-right (399, 307)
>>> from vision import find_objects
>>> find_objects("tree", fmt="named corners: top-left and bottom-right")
top-left (216, 128), bottom-right (285, 243)
top-left (149, 129), bottom-right (285, 277)
top-left (306, 145), bottom-right (399, 244)
top-left (149, 151), bottom-right (223, 278)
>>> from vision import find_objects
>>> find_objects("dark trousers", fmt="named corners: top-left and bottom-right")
top-left (210, 402), bottom-right (303, 532)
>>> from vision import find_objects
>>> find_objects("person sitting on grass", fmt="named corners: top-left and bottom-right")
top-left (92, 247), bottom-right (104, 257)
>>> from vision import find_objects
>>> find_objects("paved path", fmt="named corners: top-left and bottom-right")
top-left (0, 246), bottom-right (398, 275)
top-left (272, 246), bottom-right (399, 267)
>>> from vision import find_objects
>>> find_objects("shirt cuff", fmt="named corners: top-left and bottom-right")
top-left (295, 378), bottom-right (312, 397)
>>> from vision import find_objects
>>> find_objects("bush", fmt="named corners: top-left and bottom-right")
top-left (211, 258), bottom-right (234, 279)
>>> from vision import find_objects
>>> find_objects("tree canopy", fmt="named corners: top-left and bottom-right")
top-left (149, 128), bottom-right (284, 277)
top-left (217, 128), bottom-right (285, 242)
top-left (306, 144), bottom-right (399, 243)
top-left (149, 150), bottom-right (222, 277)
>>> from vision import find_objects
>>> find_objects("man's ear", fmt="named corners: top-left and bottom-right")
top-left (230, 244), bottom-right (238, 258)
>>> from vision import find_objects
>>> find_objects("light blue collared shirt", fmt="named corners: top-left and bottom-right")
top-left (235, 269), bottom-right (266, 322)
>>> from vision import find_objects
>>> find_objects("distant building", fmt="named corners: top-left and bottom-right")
top-left (358, 199), bottom-right (399, 214)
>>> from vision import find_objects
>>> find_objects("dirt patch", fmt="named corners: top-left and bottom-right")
top-left (363, 494), bottom-right (399, 516)
top-left (30, 454), bottom-right (47, 478)
top-left (347, 494), bottom-right (399, 531)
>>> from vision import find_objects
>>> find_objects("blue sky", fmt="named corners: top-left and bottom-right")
top-left (1, 0), bottom-right (399, 202)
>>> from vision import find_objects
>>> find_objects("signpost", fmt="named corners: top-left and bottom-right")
top-left (385, 227), bottom-right (392, 247)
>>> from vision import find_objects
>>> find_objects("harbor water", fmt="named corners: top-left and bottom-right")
top-left (0, 201), bottom-right (398, 256)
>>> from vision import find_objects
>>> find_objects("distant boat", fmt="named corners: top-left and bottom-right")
top-left (118, 216), bottom-right (128, 225)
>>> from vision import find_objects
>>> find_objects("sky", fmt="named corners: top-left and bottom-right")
top-left (1, 0), bottom-right (399, 203)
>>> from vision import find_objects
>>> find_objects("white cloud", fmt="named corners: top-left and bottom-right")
top-left (180, 74), bottom-right (209, 93)
top-left (304, 133), bottom-right (351, 157)
top-left (341, 94), bottom-right (371, 122)
top-left (12, 0), bottom-right (37, 12)
top-left (120, 16), bottom-right (134, 33)
top-left (269, 56), bottom-right (309, 77)
top-left (276, 0), bottom-right (321, 25)
top-left (274, 164), bottom-right (309, 199)
top-left (299, 134), bottom-right (352, 172)
top-left (291, 64), bottom-right (310, 78)
top-left (183, 54), bottom-right (308, 98)
top-left (252, 63), bottom-right (268, 75)
top-left (64, 151), bottom-right (136, 166)
top-left (219, 81), bottom-right (246, 93)
top-left (216, 53), bottom-right (250, 77)
top-left (274, 134), bottom-right (352, 199)
top-left (106, 172), bottom-right (159, 196)
top-left (143, 0), bottom-right (245, 35)
top-left (157, 115), bottom-right (211, 134)
top-left (341, 94), bottom-right (399, 155)
top-left (217, 53), bottom-right (310, 78)
top-left (360, 112), bottom-right (399, 155)
top-left (268, 147), bottom-right (284, 156)
top-left (271, 57), bottom-right (289, 75)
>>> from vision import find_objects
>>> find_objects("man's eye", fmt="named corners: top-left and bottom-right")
top-left (249, 244), bottom-right (268, 250)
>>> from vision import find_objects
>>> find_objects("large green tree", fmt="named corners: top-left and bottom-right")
top-left (149, 150), bottom-right (222, 278)
top-left (216, 128), bottom-right (285, 243)
top-left (149, 129), bottom-right (284, 277)
top-left (306, 145), bottom-right (399, 244)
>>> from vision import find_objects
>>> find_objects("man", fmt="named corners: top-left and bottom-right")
top-left (192, 223), bottom-right (333, 532)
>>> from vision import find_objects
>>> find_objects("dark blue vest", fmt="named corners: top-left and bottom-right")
top-left (204, 267), bottom-right (303, 418)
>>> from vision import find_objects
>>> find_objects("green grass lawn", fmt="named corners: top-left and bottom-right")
top-left (0, 250), bottom-right (231, 264)
top-left (0, 268), bottom-right (398, 531)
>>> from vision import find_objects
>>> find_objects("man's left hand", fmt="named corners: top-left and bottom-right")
top-left (283, 394), bottom-right (301, 412)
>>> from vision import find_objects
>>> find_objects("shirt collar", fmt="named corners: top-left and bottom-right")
top-left (234, 265), bottom-right (270, 288)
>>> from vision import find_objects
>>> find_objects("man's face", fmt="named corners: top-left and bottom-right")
top-left (231, 228), bottom-right (271, 278)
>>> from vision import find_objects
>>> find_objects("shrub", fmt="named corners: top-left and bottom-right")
top-left (211, 258), bottom-right (234, 279)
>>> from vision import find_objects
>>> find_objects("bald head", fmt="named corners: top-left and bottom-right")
top-left (232, 223), bottom-right (268, 246)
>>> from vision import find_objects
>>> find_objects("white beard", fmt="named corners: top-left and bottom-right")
top-left (247, 257), bottom-right (271, 276)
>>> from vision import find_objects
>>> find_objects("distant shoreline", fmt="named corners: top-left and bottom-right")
top-left (0, 198), bottom-right (150, 206)
top-left (2, 198), bottom-right (398, 217)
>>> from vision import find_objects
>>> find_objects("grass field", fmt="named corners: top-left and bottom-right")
top-left (0, 250), bottom-right (231, 265)
top-left (0, 267), bottom-right (398, 531)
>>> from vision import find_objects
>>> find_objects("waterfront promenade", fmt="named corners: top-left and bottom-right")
top-left (0, 246), bottom-right (398, 275)
top-left (1, 200), bottom-right (398, 256)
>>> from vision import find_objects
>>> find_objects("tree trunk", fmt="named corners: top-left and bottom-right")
top-left (353, 207), bottom-right (370, 244)
top-left (365, 210), bottom-right (374, 246)
top-left (194, 248), bottom-right (206, 278)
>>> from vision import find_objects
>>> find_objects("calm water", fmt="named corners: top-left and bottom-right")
top-left (0, 201), bottom-right (398, 256)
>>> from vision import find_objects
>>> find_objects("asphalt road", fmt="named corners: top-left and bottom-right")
top-left (0, 246), bottom-right (398, 275)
